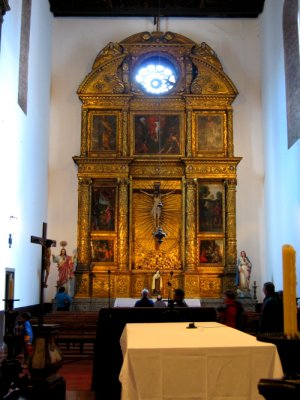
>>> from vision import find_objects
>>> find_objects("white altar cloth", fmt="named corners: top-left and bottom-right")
top-left (119, 322), bottom-right (283, 400)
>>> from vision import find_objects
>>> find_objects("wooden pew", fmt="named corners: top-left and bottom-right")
top-left (38, 311), bottom-right (98, 355)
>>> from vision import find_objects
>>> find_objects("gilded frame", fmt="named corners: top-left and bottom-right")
top-left (91, 185), bottom-right (117, 232)
top-left (195, 112), bottom-right (226, 155)
top-left (198, 182), bottom-right (224, 233)
top-left (132, 113), bottom-right (183, 156)
top-left (91, 238), bottom-right (115, 264)
top-left (198, 239), bottom-right (224, 266)
top-left (89, 112), bottom-right (118, 155)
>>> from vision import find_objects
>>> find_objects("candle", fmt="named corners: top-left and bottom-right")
top-left (8, 276), bottom-right (14, 300)
top-left (282, 244), bottom-right (298, 338)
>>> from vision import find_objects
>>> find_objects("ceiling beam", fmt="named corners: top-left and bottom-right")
top-left (49, 0), bottom-right (265, 19)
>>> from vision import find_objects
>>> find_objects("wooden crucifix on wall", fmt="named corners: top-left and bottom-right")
top-left (31, 222), bottom-right (56, 325)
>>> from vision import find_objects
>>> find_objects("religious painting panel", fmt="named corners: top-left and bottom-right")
top-left (133, 114), bottom-right (182, 155)
top-left (199, 239), bottom-right (224, 265)
top-left (91, 186), bottom-right (116, 231)
top-left (91, 239), bottom-right (115, 263)
top-left (195, 112), bottom-right (225, 154)
top-left (198, 183), bottom-right (224, 233)
top-left (89, 113), bottom-right (117, 154)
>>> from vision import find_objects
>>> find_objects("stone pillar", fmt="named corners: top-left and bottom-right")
top-left (185, 178), bottom-right (197, 271)
top-left (118, 178), bottom-right (129, 271)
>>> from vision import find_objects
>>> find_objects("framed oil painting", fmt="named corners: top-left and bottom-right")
top-left (91, 239), bottom-right (115, 263)
top-left (199, 183), bottom-right (223, 233)
top-left (196, 114), bottom-right (224, 153)
top-left (199, 239), bottom-right (224, 265)
top-left (91, 186), bottom-right (116, 231)
top-left (134, 114), bottom-right (181, 155)
top-left (90, 114), bottom-right (117, 152)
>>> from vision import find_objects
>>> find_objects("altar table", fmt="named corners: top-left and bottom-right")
top-left (119, 322), bottom-right (283, 400)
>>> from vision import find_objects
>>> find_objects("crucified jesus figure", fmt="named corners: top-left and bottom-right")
top-left (140, 182), bottom-right (174, 229)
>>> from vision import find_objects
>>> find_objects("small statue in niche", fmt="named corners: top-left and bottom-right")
top-left (152, 269), bottom-right (163, 294)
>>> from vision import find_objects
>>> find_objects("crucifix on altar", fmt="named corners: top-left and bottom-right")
top-left (31, 222), bottom-right (56, 325)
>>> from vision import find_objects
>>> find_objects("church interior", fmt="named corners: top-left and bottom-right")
top-left (1, 0), bottom-right (300, 398)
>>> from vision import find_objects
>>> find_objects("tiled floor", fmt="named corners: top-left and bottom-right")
top-left (61, 356), bottom-right (96, 399)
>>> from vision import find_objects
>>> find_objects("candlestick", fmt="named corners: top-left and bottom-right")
top-left (282, 244), bottom-right (298, 338)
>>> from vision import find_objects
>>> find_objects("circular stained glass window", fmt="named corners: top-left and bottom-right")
top-left (135, 57), bottom-right (177, 94)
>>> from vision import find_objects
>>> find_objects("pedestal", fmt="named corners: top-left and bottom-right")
top-left (29, 324), bottom-right (66, 398)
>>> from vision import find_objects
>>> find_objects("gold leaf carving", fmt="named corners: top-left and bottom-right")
top-left (74, 30), bottom-right (240, 299)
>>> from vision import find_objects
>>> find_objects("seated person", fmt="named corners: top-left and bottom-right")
top-left (154, 295), bottom-right (167, 308)
top-left (134, 288), bottom-right (154, 307)
top-left (173, 288), bottom-right (188, 307)
top-left (55, 286), bottom-right (72, 311)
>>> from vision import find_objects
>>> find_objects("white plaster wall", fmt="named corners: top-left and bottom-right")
top-left (260, 0), bottom-right (300, 296)
top-left (0, 0), bottom-right (53, 309)
top-left (48, 17), bottom-right (265, 300)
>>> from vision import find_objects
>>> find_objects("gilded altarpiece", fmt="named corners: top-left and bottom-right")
top-left (73, 31), bottom-right (241, 299)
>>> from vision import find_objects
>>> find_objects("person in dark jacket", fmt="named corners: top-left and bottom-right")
top-left (259, 282), bottom-right (283, 333)
top-left (134, 288), bottom-right (154, 307)
top-left (173, 288), bottom-right (188, 307)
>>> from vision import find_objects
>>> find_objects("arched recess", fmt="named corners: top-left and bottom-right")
top-left (73, 31), bottom-right (241, 302)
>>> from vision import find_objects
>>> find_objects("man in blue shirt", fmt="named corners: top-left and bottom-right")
top-left (55, 286), bottom-right (72, 311)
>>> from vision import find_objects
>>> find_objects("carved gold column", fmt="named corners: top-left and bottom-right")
top-left (224, 178), bottom-right (237, 290)
top-left (77, 177), bottom-right (91, 266)
top-left (118, 178), bottom-right (129, 271)
top-left (185, 178), bottom-right (197, 271)
top-left (75, 177), bottom-right (92, 297)
top-left (80, 109), bottom-right (88, 156)
top-left (186, 109), bottom-right (193, 157)
top-left (227, 108), bottom-right (234, 157)
top-left (121, 108), bottom-right (128, 157)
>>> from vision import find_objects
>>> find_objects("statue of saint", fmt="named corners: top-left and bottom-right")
top-left (152, 269), bottom-right (163, 294)
top-left (236, 250), bottom-right (252, 297)
top-left (52, 241), bottom-right (75, 292)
